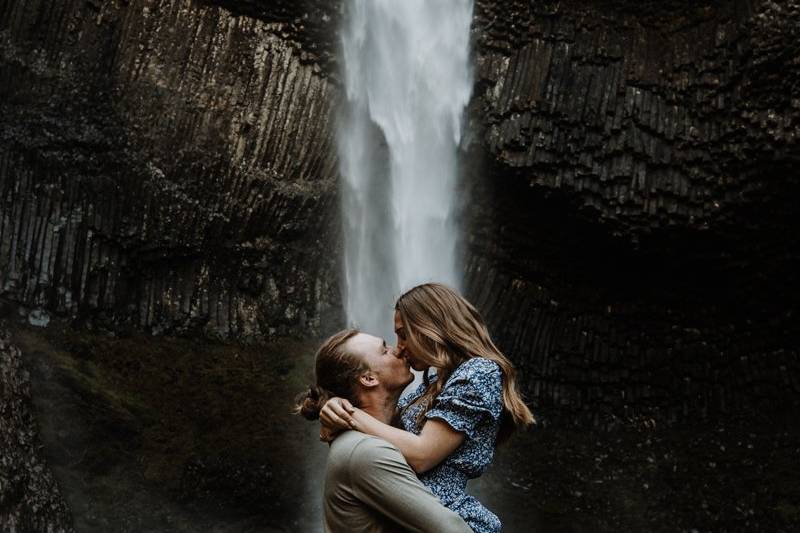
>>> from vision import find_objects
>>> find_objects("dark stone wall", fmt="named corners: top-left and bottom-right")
top-left (0, 327), bottom-right (72, 532)
top-left (463, 0), bottom-right (800, 423)
top-left (0, 0), bottom-right (341, 341)
top-left (472, 0), bottom-right (799, 233)
top-left (1, 0), bottom-right (798, 423)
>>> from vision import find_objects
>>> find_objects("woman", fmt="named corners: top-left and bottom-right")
top-left (321, 283), bottom-right (535, 533)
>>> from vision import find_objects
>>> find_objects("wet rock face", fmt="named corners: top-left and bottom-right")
top-left (1, 0), bottom-right (798, 422)
top-left (473, 0), bottom-right (799, 234)
top-left (0, 0), bottom-right (341, 341)
top-left (0, 328), bottom-right (72, 532)
top-left (465, 0), bottom-right (800, 422)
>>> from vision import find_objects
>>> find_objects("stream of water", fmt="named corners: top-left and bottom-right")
top-left (338, 0), bottom-right (474, 338)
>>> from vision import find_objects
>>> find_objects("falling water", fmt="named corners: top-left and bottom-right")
top-left (339, 0), bottom-right (474, 338)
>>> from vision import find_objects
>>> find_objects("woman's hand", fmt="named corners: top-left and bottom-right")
top-left (319, 424), bottom-right (340, 443)
top-left (319, 397), bottom-right (356, 430)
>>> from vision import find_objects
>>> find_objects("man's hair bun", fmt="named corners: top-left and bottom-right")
top-left (294, 385), bottom-right (330, 420)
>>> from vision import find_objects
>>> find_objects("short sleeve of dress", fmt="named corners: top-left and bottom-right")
top-left (425, 358), bottom-right (503, 439)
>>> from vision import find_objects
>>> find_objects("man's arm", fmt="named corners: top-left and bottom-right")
top-left (349, 437), bottom-right (471, 533)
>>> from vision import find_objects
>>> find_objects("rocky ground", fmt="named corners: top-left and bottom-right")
top-left (0, 325), bottom-right (72, 532)
top-left (5, 314), bottom-right (325, 532)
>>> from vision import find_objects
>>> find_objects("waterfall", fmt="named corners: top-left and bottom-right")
top-left (338, 0), bottom-right (474, 338)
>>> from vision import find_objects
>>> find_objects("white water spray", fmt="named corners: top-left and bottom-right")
top-left (339, 0), bottom-right (474, 338)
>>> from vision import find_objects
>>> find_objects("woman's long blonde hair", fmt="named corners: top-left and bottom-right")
top-left (396, 283), bottom-right (535, 443)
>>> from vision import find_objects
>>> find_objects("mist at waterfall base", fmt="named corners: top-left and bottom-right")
top-left (338, 0), bottom-right (474, 340)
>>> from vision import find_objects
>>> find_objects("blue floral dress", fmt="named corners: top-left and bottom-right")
top-left (397, 357), bottom-right (503, 533)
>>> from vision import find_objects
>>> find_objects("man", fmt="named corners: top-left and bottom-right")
top-left (296, 329), bottom-right (469, 533)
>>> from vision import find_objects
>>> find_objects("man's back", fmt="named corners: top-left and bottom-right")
top-left (324, 430), bottom-right (470, 533)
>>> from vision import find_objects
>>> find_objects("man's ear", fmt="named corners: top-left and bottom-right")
top-left (358, 371), bottom-right (379, 389)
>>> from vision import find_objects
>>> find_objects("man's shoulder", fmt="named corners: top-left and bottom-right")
top-left (330, 430), bottom-right (400, 455)
top-left (329, 431), bottom-right (404, 470)
top-left (330, 429), bottom-right (384, 449)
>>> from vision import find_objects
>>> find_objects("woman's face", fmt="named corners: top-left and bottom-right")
top-left (394, 310), bottom-right (429, 371)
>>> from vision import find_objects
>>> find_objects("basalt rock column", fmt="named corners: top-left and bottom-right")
top-left (0, 0), bottom-right (342, 341)
top-left (463, 0), bottom-right (800, 424)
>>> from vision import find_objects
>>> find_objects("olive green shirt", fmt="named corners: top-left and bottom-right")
top-left (324, 430), bottom-right (470, 533)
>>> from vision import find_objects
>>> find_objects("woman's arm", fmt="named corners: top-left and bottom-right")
top-left (319, 398), bottom-right (464, 472)
top-left (347, 408), bottom-right (465, 473)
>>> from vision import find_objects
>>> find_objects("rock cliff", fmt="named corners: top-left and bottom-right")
top-left (464, 0), bottom-right (800, 423)
top-left (1, 0), bottom-right (798, 421)
top-left (1, 0), bottom-right (340, 341)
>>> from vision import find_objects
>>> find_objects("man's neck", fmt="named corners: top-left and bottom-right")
top-left (357, 387), bottom-right (402, 424)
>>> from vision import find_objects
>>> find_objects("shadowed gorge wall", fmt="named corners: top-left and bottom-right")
top-left (1, 0), bottom-right (798, 422)
top-left (464, 0), bottom-right (800, 423)
top-left (0, 0), bottom-right (341, 340)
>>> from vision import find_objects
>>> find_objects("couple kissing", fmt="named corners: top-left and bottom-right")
top-left (296, 282), bottom-right (535, 532)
